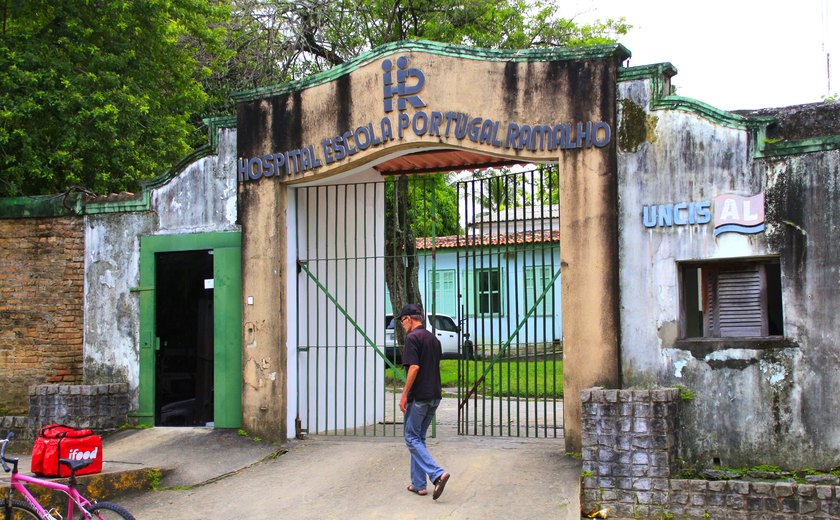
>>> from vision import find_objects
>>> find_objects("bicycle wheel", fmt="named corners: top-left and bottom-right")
top-left (76, 501), bottom-right (136, 520)
top-left (2, 499), bottom-right (40, 519)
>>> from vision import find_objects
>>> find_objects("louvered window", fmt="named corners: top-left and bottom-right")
top-left (681, 260), bottom-right (783, 339)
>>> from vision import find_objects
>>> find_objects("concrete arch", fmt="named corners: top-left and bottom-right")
top-left (235, 41), bottom-right (624, 450)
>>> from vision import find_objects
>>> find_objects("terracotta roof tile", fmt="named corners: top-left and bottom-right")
top-left (415, 229), bottom-right (560, 250)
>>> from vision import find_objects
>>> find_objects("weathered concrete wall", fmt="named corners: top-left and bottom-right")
top-left (0, 217), bottom-right (85, 413)
top-left (84, 128), bottom-right (239, 407)
top-left (616, 69), bottom-right (840, 469)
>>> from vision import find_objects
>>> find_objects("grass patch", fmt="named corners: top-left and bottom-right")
top-left (387, 359), bottom-right (563, 398)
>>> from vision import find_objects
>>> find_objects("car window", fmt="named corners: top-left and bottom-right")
top-left (386, 315), bottom-right (395, 330)
top-left (430, 314), bottom-right (458, 332)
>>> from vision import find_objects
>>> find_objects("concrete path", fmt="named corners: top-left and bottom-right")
top-left (0, 396), bottom-right (578, 519)
top-left (118, 433), bottom-right (581, 520)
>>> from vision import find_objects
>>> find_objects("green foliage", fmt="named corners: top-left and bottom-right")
top-left (385, 174), bottom-right (461, 239)
top-left (146, 468), bottom-right (163, 491)
top-left (0, 0), bottom-right (228, 196)
top-left (118, 423), bottom-right (152, 430)
top-left (0, 0), bottom-right (632, 198)
top-left (674, 385), bottom-right (696, 401)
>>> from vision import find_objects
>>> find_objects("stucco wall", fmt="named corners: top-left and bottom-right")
top-left (84, 128), bottom-right (239, 407)
top-left (617, 71), bottom-right (840, 469)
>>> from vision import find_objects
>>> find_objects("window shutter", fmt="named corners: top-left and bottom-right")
top-left (704, 266), bottom-right (766, 337)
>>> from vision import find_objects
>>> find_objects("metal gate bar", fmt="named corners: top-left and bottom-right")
top-left (296, 182), bottom-right (400, 437)
top-left (456, 166), bottom-right (562, 438)
top-left (295, 177), bottom-right (445, 437)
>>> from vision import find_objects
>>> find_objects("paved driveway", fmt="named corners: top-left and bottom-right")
top-left (118, 398), bottom-right (581, 519)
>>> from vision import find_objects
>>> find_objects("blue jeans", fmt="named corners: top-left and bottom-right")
top-left (404, 399), bottom-right (444, 491)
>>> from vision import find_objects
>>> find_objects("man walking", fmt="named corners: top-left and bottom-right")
top-left (398, 304), bottom-right (450, 500)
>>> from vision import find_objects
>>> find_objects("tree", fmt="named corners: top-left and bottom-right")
top-left (384, 173), bottom-right (460, 330)
top-left (0, 0), bottom-right (228, 197)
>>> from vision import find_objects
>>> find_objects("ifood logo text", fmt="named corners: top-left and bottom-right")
top-left (67, 447), bottom-right (99, 461)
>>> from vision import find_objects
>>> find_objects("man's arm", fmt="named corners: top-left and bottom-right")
top-left (400, 364), bottom-right (420, 414)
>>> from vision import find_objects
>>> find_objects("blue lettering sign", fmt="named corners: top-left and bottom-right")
top-left (382, 57), bottom-right (427, 113)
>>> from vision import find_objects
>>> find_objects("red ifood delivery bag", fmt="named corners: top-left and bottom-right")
top-left (31, 424), bottom-right (103, 477)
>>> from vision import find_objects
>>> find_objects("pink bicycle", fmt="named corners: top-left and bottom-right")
top-left (1, 432), bottom-right (135, 519)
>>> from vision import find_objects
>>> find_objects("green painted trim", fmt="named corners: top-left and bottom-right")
top-left (758, 135), bottom-right (840, 157)
top-left (619, 63), bottom-right (840, 156)
top-left (617, 62), bottom-right (677, 82)
top-left (203, 115), bottom-right (237, 152)
top-left (655, 96), bottom-right (775, 131)
top-left (619, 62), bottom-right (775, 132)
top-left (84, 145), bottom-right (214, 215)
top-left (137, 232), bottom-right (242, 427)
top-left (618, 62), bottom-right (779, 158)
top-left (212, 245), bottom-right (243, 428)
top-left (232, 39), bottom-right (631, 103)
top-left (0, 193), bottom-right (84, 219)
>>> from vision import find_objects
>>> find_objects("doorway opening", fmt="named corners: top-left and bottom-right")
top-left (155, 250), bottom-right (214, 426)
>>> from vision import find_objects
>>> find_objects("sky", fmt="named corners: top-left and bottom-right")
top-left (558, 0), bottom-right (838, 111)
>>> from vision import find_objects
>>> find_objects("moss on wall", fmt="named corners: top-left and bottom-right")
top-left (618, 99), bottom-right (658, 153)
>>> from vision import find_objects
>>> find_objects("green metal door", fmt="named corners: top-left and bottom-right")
top-left (212, 245), bottom-right (243, 427)
top-left (136, 232), bottom-right (242, 427)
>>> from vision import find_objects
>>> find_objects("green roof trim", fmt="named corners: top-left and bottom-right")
top-left (0, 193), bottom-right (84, 219)
top-left (619, 63), bottom-right (840, 157)
top-left (618, 62), bottom-right (678, 82)
top-left (232, 39), bottom-right (631, 103)
top-left (758, 135), bottom-right (840, 157)
top-left (203, 115), bottom-right (237, 152)
top-left (84, 145), bottom-right (214, 215)
top-left (619, 63), bottom-right (775, 132)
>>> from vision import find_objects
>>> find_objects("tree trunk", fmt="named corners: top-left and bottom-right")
top-left (384, 175), bottom-right (423, 350)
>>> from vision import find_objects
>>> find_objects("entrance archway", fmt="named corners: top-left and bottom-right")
top-left (234, 40), bottom-right (624, 450)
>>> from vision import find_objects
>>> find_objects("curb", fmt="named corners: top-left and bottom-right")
top-left (0, 466), bottom-right (168, 510)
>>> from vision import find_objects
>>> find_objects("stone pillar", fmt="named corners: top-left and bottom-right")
top-left (580, 388), bottom-right (679, 518)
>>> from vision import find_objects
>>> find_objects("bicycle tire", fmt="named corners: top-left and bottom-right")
top-left (2, 499), bottom-right (40, 519)
top-left (75, 501), bottom-right (136, 520)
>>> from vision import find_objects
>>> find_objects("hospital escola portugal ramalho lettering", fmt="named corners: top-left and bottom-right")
top-left (238, 56), bottom-right (612, 183)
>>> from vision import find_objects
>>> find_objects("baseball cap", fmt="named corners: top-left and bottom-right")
top-left (397, 303), bottom-right (423, 319)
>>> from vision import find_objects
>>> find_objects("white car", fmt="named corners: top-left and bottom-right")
top-left (385, 313), bottom-right (461, 360)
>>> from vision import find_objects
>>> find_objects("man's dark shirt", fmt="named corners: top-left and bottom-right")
top-left (402, 327), bottom-right (442, 401)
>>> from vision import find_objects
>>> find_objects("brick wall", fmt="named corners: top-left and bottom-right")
top-left (580, 388), bottom-right (840, 519)
top-left (0, 217), bottom-right (85, 413)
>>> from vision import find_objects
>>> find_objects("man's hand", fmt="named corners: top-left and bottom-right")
top-left (401, 364), bottom-right (420, 414)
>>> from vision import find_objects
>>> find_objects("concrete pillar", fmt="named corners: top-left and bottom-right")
top-left (239, 179), bottom-right (288, 442)
top-left (559, 142), bottom-right (621, 452)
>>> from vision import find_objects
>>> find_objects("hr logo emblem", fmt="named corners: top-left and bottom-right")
top-left (382, 56), bottom-right (427, 113)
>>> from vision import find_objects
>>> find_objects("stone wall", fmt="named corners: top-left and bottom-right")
top-left (0, 217), bottom-right (85, 413)
top-left (1, 384), bottom-right (128, 452)
top-left (28, 383), bottom-right (130, 431)
top-left (580, 388), bottom-right (840, 519)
